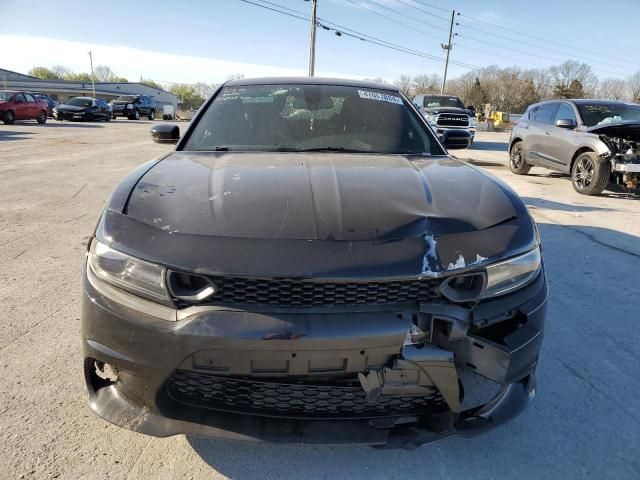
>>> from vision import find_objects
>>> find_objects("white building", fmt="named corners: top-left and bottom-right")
top-left (0, 68), bottom-right (178, 109)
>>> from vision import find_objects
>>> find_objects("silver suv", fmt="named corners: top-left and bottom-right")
top-left (509, 99), bottom-right (640, 195)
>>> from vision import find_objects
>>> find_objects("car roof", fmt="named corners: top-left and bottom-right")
top-left (224, 76), bottom-right (398, 92)
top-left (534, 98), bottom-right (632, 107)
top-left (70, 97), bottom-right (96, 100)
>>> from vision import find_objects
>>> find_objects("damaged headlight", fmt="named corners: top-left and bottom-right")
top-left (88, 240), bottom-right (170, 303)
top-left (483, 247), bottom-right (541, 298)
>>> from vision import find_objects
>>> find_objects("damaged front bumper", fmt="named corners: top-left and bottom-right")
top-left (82, 265), bottom-right (546, 447)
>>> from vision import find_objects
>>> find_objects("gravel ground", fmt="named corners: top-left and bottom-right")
top-left (0, 122), bottom-right (638, 479)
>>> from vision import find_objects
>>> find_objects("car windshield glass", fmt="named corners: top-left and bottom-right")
top-left (0, 92), bottom-right (14, 101)
top-left (66, 98), bottom-right (93, 107)
top-left (577, 103), bottom-right (640, 127)
top-left (183, 84), bottom-right (440, 154)
top-left (115, 95), bottom-right (137, 103)
top-left (423, 96), bottom-right (464, 109)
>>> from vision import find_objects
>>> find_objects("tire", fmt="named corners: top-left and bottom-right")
top-left (509, 141), bottom-right (531, 175)
top-left (37, 110), bottom-right (47, 124)
top-left (132, 109), bottom-right (140, 120)
top-left (3, 110), bottom-right (15, 125)
top-left (571, 152), bottom-right (610, 195)
top-left (106, 114), bottom-right (111, 122)
top-left (148, 109), bottom-right (155, 121)
top-left (112, 114), bottom-right (117, 120)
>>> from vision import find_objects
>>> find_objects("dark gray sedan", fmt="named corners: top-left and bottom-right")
top-left (81, 77), bottom-right (547, 447)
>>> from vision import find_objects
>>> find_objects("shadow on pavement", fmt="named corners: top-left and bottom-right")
top-left (43, 122), bottom-right (104, 128)
top-left (470, 141), bottom-right (508, 152)
top-left (464, 159), bottom-right (505, 167)
top-left (522, 197), bottom-right (615, 212)
top-left (0, 130), bottom-right (35, 141)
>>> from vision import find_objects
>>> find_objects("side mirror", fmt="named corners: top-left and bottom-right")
top-left (440, 129), bottom-right (472, 150)
top-left (151, 123), bottom-right (180, 144)
top-left (555, 118), bottom-right (576, 129)
top-left (467, 105), bottom-right (476, 113)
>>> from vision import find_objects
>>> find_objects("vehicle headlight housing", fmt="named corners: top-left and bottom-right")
top-left (425, 113), bottom-right (438, 125)
top-left (483, 247), bottom-right (541, 298)
top-left (469, 117), bottom-right (477, 127)
top-left (126, 103), bottom-right (133, 110)
top-left (88, 240), bottom-right (170, 303)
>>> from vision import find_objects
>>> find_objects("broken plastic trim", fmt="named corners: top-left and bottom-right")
top-left (167, 270), bottom-right (217, 302)
top-left (358, 343), bottom-right (461, 413)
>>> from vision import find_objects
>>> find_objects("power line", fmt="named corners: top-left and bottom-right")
top-left (396, 0), bottom-right (451, 22)
top-left (237, 0), bottom-right (481, 71)
top-left (398, 0), bottom-right (639, 73)
top-left (368, 0), bottom-right (451, 24)
top-left (455, 30), bottom-right (628, 78)
top-left (356, 0), bottom-right (449, 32)
top-left (458, 12), bottom-right (640, 70)
top-left (456, 20), bottom-right (635, 73)
top-left (409, 0), bottom-right (451, 14)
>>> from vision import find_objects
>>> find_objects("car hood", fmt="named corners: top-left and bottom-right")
top-left (97, 152), bottom-right (534, 277)
top-left (587, 121), bottom-right (640, 141)
top-left (424, 107), bottom-right (471, 116)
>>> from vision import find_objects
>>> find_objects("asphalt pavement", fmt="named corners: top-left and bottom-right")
top-left (0, 122), bottom-right (638, 479)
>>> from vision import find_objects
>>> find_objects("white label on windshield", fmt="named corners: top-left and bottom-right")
top-left (358, 90), bottom-right (403, 105)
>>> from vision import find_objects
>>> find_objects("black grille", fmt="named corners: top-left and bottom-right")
top-left (436, 114), bottom-right (469, 127)
top-left (205, 277), bottom-right (441, 307)
top-left (168, 370), bottom-right (446, 419)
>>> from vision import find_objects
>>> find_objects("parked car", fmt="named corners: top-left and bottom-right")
top-left (53, 97), bottom-right (112, 122)
top-left (0, 90), bottom-right (48, 124)
top-left (82, 77), bottom-right (546, 448)
top-left (510, 99), bottom-right (640, 195)
top-left (413, 94), bottom-right (476, 147)
top-left (32, 93), bottom-right (58, 117)
top-left (111, 94), bottom-right (156, 120)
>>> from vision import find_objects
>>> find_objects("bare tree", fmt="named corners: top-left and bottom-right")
top-left (412, 74), bottom-right (441, 95)
top-left (628, 71), bottom-right (640, 102)
top-left (596, 78), bottom-right (628, 100)
top-left (193, 82), bottom-right (218, 99)
top-left (93, 65), bottom-right (116, 82)
top-left (393, 75), bottom-right (413, 97)
top-left (549, 60), bottom-right (596, 97)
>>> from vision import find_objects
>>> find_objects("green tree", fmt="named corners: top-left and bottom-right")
top-left (170, 83), bottom-right (204, 109)
top-left (141, 78), bottom-right (163, 90)
top-left (28, 66), bottom-right (61, 79)
top-left (554, 79), bottom-right (585, 98)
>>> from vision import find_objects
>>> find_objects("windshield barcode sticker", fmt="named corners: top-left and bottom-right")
top-left (357, 90), bottom-right (403, 105)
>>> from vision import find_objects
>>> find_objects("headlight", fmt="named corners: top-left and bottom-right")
top-left (88, 240), bottom-right (170, 303)
top-left (126, 103), bottom-right (133, 109)
top-left (483, 247), bottom-right (541, 298)
top-left (469, 117), bottom-right (477, 127)
top-left (425, 113), bottom-right (438, 125)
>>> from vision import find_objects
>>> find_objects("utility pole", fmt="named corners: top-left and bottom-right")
top-left (88, 50), bottom-right (96, 97)
top-left (308, 0), bottom-right (318, 76)
top-left (440, 9), bottom-right (456, 95)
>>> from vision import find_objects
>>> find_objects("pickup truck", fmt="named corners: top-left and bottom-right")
top-left (413, 94), bottom-right (476, 148)
top-left (0, 90), bottom-right (49, 124)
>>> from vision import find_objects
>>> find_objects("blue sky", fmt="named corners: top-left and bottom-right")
top-left (1, 0), bottom-right (638, 83)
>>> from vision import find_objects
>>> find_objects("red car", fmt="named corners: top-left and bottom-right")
top-left (0, 90), bottom-right (48, 124)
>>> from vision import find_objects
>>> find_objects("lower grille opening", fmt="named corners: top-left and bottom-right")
top-left (167, 370), bottom-right (447, 420)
